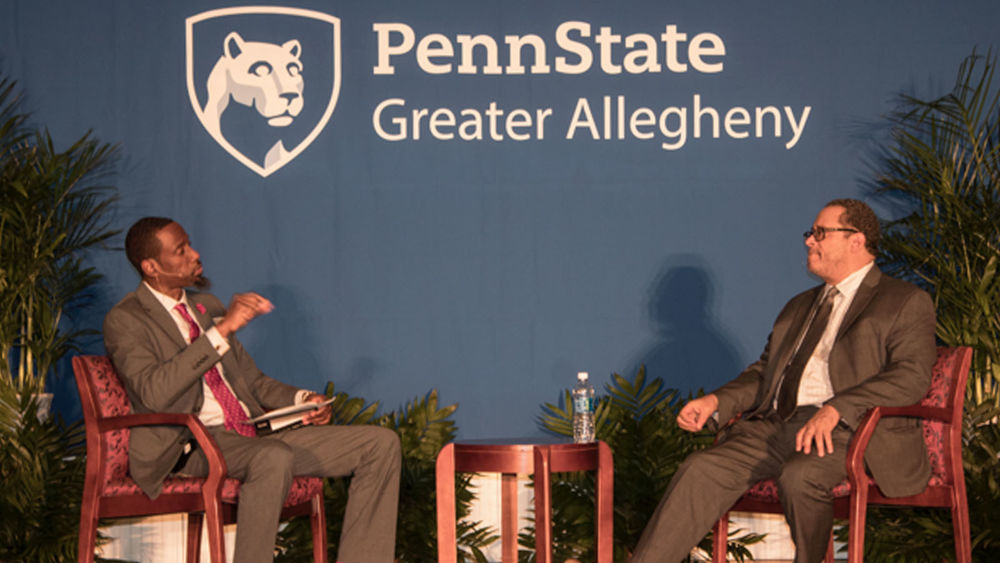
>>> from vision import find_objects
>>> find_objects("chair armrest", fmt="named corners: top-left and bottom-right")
top-left (844, 403), bottom-right (947, 488)
top-left (97, 412), bottom-right (228, 481)
top-left (876, 405), bottom-right (950, 421)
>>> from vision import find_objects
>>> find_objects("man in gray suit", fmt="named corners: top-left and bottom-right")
top-left (104, 217), bottom-right (401, 563)
top-left (630, 199), bottom-right (936, 563)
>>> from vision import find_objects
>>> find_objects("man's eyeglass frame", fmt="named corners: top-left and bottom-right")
top-left (803, 227), bottom-right (859, 241)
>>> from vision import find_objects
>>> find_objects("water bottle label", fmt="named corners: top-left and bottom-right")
top-left (573, 396), bottom-right (593, 413)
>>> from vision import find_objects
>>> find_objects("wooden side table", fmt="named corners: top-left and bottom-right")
top-left (435, 439), bottom-right (613, 563)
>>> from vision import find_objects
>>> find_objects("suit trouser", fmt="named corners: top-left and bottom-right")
top-left (630, 408), bottom-right (851, 563)
top-left (181, 424), bottom-right (401, 563)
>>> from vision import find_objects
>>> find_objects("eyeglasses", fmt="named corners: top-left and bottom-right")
top-left (803, 226), bottom-right (859, 241)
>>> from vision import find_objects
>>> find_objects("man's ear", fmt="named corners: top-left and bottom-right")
top-left (852, 232), bottom-right (868, 253)
top-left (140, 258), bottom-right (158, 279)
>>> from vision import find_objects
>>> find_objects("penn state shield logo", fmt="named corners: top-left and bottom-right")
top-left (186, 6), bottom-right (340, 177)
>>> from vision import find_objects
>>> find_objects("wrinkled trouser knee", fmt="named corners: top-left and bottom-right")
top-left (777, 450), bottom-right (848, 563)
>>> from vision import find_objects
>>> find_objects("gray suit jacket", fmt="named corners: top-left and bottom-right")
top-left (104, 283), bottom-right (300, 498)
top-left (712, 266), bottom-right (937, 497)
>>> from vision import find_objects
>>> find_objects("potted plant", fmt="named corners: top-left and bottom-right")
top-left (0, 72), bottom-right (120, 405)
top-left (876, 49), bottom-right (1000, 405)
top-left (0, 69), bottom-right (121, 562)
top-left (857, 49), bottom-right (1000, 561)
top-left (0, 375), bottom-right (89, 561)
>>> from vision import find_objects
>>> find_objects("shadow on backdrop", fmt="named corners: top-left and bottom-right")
top-left (628, 255), bottom-right (742, 394)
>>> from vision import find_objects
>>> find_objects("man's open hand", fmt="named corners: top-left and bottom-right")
top-left (795, 404), bottom-right (841, 457)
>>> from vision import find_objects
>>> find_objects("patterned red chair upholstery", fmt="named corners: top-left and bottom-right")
top-left (711, 346), bottom-right (972, 563)
top-left (74, 355), bottom-right (328, 563)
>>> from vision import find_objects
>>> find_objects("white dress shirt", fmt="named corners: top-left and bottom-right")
top-left (794, 261), bottom-right (875, 408)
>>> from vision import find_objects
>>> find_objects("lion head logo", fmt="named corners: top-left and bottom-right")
top-left (186, 7), bottom-right (340, 177)
top-left (203, 33), bottom-right (303, 171)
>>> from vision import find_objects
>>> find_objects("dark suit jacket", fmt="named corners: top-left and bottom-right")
top-left (104, 283), bottom-right (300, 498)
top-left (712, 266), bottom-right (936, 497)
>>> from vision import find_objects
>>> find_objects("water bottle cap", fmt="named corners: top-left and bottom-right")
top-left (577, 371), bottom-right (589, 381)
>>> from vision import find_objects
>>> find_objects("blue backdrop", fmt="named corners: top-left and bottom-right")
top-left (3, 1), bottom-right (997, 438)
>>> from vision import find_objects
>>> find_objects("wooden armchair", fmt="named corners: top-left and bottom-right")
top-left (711, 346), bottom-right (973, 563)
top-left (73, 355), bottom-right (328, 563)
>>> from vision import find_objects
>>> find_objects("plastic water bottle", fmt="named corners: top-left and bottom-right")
top-left (572, 371), bottom-right (595, 443)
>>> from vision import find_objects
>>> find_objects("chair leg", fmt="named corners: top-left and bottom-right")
top-left (77, 494), bottom-right (99, 563)
top-left (712, 513), bottom-right (729, 563)
top-left (847, 488), bottom-right (869, 563)
top-left (825, 532), bottom-right (834, 563)
top-left (311, 492), bottom-right (328, 563)
top-left (951, 495), bottom-right (972, 563)
top-left (203, 501), bottom-right (226, 563)
top-left (187, 512), bottom-right (203, 563)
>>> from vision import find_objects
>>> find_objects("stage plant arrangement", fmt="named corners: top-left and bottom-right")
top-left (0, 72), bottom-right (120, 561)
top-left (531, 366), bottom-right (763, 563)
top-left (275, 384), bottom-right (497, 563)
top-left (857, 48), bottom-right (1000, 562)
top-left (277, 367), bottom-right (759, 563)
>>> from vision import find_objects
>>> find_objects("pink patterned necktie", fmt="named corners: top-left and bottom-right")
top-left (174, 303), bottom-right (256, 437)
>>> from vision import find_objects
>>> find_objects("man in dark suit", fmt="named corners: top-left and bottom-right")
top-left (630, 199), bottom-right (936, 563)
top-left (104, 217), bottom-right (401, 563)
